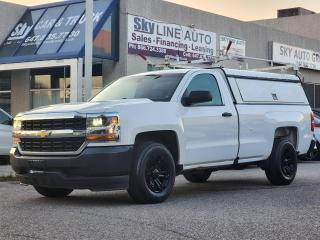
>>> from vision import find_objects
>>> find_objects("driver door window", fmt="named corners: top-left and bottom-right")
top-left (184, 74), bottom-right (223, 106)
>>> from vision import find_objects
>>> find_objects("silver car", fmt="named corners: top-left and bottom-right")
top-left (0, 108), bottom-right (12, 164)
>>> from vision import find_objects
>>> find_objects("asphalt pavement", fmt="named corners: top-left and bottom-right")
top-left (0, 162), bottom-right (320, 240)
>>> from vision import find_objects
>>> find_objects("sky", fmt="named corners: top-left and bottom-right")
top-left (2, 0), bottom-right (320, 21)
top-left (165, 0), bottom-right (320, 21)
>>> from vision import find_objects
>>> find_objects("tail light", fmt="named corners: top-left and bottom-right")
top-left (311, 112), bottom-right (315, 132)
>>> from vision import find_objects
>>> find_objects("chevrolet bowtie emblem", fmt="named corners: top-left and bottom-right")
top-left (37, 130), bottom-right (50, 138)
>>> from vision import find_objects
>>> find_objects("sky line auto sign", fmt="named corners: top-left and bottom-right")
top-left (273, 42), bottom-right (320, 71)
top-left (128, 15), bottom-right (217, 61)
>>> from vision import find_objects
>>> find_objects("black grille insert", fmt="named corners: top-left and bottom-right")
top-left (20, 137), bottom-right (85, 152)
top-left (22, 118), bottom-right (86, 131)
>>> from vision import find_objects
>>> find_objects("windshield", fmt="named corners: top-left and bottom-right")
top-left (91, 73), bottom-right (185, 102)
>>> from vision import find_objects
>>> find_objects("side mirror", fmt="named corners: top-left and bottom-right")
top-left (183, 91), bottom-right (212, 106)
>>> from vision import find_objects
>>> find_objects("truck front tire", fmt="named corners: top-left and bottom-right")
top-left (265, 139), bottom-right (297, 185)
top-left (34, 186), bottom-right (73, 198)
top-left (128, 142), bottom-right (176, 204)
top-left (183, 170), bottom-right (212, 183)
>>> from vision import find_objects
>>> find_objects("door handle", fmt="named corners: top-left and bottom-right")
top-left (222, 112), bottom-right (233, 117)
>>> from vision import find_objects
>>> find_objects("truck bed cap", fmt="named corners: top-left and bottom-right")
top-left (223, 68), bottom-right (300, 82)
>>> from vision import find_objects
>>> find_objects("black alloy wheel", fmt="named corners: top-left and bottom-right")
top-left (280, 146), bottom-right (297, 178)
top-left (145, 154), bottom-right (171, 194)
top-left (265, 139), bottom-right (297, 185)
top-left (128, 142), bottom-right (176, 204)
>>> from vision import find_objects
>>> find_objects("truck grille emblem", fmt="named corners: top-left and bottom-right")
top-left (37, 130), bottom-right (50, 138)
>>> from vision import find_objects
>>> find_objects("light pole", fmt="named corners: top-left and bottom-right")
top-left (84, 0), bottom-right (93, 101)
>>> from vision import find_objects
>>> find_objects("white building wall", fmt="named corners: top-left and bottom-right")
top-left (121, 0), bottom-right (320, 85)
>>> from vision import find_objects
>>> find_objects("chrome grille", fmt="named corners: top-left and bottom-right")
top-left (19, 137), bottom-right (85, 153)
top-left (21, 118), bottom-right (86, 131)
top-left (17, 116), bottom-right (87, 154)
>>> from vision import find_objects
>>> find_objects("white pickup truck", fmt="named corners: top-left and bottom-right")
top-left (11, 68), bottom-right (313, 203)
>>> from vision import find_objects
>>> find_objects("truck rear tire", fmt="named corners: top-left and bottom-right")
top-left (183, 170), bottom-right (211, 183)
top-left (265, 139), bottom-right (297, 185)
top-left (128, 142), bottom-right (176, 204)
top-left (34, 186), bottom-right (73, 198)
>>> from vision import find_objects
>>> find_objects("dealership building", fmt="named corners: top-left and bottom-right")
top-left (0, 0), bottom-right (320, 116)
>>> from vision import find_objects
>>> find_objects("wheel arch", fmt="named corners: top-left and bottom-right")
top-left (134, 130), bottom-right (180, 167)
top-left (274, 126), bottom-right (298, 150)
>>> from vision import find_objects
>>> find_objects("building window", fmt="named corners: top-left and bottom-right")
top-left (92, 76), bottom-right (103, 97)
top-left (91, 64), bottom-right (103, 97)
top-left (0, 72), bottom-right (11, 114)
top-left (30, 67), bottom-right (70, 109)
top-left (30, 65), bottom-right (103, 109)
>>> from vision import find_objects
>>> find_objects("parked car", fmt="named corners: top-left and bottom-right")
top-left (313, 109), bottom-right (320, 142)
top-left (11, 68), bottom-right (313, 203)
top-left (303, 109), bottom-right (320, 161)
top-left (0, 108), bottom-right (13, 164)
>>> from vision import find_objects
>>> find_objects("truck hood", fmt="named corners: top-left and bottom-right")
top-left (17, 99), bottom-right (153, 117)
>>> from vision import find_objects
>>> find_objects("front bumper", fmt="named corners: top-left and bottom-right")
top-left (10, 146), bottom-right (134, 191)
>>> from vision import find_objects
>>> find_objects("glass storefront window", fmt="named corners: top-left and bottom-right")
top-left (30, 67), bottom-right (70, 109)
top-left (30, 65), bottom-right (103, 109)
top-left (81, 64), bottom-right (103, 99)
top-left (91, 64), bottom-right (103, 97)
top-left (32, 75), bottom-right (52, 89)
top-left (31, 90), bottom-right (67, 108)
top-left (92, 76), bottom-right (103, 96)
top-left (0, 72), bottom-right (11, 114)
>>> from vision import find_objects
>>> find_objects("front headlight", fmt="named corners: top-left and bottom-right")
top-left (86, 114), bottom-right (120, 142)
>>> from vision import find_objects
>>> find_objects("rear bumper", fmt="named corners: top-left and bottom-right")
top-left (10, 146), bottom-right (134, 191)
